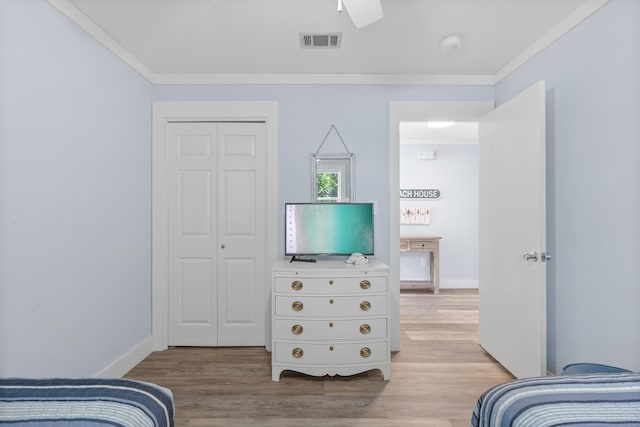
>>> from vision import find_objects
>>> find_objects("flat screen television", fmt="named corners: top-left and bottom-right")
top-left (285, 202), bottom-right (374, 258)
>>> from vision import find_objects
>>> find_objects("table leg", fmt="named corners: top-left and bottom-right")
top-left (432, 250), bottom-right (439, 294)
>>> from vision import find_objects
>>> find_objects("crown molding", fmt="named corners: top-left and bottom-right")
top-left (149, 73), bottom-right (494, 86)
top-left (47, 0), bottom-right (155, 80)
top-left (494, 0), bottom-right (610, 83)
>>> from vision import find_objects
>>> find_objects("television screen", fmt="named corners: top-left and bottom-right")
top-left (285, 203), bottom-right (374, 256)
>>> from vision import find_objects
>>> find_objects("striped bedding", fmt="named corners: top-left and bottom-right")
top-left (0, 378), bottom-right (174, 426)
top-left (471, 372), bottom-right (640, 427)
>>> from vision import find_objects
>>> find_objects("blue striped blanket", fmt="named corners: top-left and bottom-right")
top-left (472, 372), bottom-right (640, 427)
top-left (0, 378), bottom-right (174, 426)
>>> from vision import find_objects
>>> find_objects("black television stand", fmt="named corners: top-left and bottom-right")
top-left (289, 256), bottom-right (317, 263)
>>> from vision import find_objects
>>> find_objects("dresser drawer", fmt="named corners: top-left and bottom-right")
top-left (274, 276), bottom-right (387, 294)
top-left (274, 340), bottom-right (389, 365)
top-left (273, 317), bottom-right (387, 340)
top-left (409, 240), bottom-right (437, 251)
top-left (275, 295), bottom-right (387, 318)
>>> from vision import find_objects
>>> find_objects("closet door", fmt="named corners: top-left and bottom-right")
top-left (217, 123), bottom-right (266, 346)
top-left (166, 122), bottom-right (266, 346)
top-left (167, 122), bottom-right (219, 345)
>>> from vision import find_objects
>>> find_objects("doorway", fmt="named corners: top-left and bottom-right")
top-left (388, 101), bottom-right (494, 351)
top-left (398, 121), bottom-right (480, 292)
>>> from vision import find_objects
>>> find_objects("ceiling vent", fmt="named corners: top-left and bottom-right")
top-left (299, 33), bottom-right (342, 48)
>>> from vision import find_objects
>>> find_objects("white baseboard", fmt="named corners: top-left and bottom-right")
top-left (440, 279), bottom-right (479, 289)
top-left (96, 336), bottom-right (154, 378)
top-left (400, 279), bottom-right (479, 289)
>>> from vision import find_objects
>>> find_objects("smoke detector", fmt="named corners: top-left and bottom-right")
top-left (300, 33), bottom-right (342, 48)
top-left (440, 34), bottom-right (463, 54)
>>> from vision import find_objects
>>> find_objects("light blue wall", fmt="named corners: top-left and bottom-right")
top-left (153, 86), bottom-right (493, 264)
top-left (495, 0), bottom-right (640, 373)
top-left (0, 0), bottom-right (153, 376)
top-left (399, 144), bottom-right (479, 288)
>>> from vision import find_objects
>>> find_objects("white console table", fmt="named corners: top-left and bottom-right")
top-left (271, 260), bottom-right (390, 381)
top-left (400, 235), bottom-right (441, 294)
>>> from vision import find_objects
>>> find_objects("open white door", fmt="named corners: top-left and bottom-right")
top-left (478, 81), bottom-right (547, 378)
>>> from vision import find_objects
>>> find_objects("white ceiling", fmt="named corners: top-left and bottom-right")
top-left (50, 0), bottom-right (608, 85)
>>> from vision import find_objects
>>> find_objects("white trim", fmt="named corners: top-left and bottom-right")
top-left (440, 279), bottom-right (479, 289)
top-left (96, 336), bottom-right (154, 378)
top-left (150, 73), bottom-right (494, 86)
top-left (152, 101), bottom-right (278, 351)
top-left (389, 101), bottom-right (494, 351)
top-left (47, 0), bottom-right (155, 81)
top-left (494, 0), bottom-right (610, 83)
top-left (401, 279), bottom-right (479, 289)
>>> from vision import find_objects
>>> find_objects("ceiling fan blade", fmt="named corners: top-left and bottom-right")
top-left (342, 0), bottom-right (383, 29)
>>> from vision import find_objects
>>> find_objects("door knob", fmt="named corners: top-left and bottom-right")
top-left (522, 252), bottom-right (538, 262)
top-left (221, 244), bottom-right (225, 249)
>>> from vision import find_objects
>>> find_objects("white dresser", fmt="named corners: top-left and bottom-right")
top-left (271, 260), bottom-right (390, 381)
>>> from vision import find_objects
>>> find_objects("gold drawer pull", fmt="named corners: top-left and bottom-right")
top-left (329, 280), bottom-right (334, 285)
top-left (292, 348), bottom-right (304, 358)
top-left (291, 280), bottom-right (303, 291)
top-left (360, 347), bottom-right (371, 358)
top-left (360, 324), bottom-right (371, 334)
top-left (329, 322), bottom-right (334, 327)
top-left (329, 298), bottom-right (334, 304)
top-left (329, 346), bottom-right (334, 351)
top-left (360, 280), bottom-right (371, 289)
top-left (291, 324), bottom-right (303, 335)
top-left (360, 301), bottom-right (371, 311)
top-left (292, 301), bottom-right (304, 311)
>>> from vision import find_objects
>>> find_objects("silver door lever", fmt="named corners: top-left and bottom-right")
top-left (523, 251), bottom-right (552, 262)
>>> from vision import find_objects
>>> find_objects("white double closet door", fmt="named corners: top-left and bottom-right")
top-left (166, 121), bottom-right (266, 346)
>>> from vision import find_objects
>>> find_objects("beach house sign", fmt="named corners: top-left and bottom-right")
top-left (399, 189), bottom-right (441, 200)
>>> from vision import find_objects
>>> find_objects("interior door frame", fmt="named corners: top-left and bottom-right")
top-left (388, 101), bottom-right (494, 351)
top-left (152, 101), bottom-right (278, 351)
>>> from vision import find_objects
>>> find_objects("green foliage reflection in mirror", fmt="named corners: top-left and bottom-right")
top-left (317, 172), bottom-right (339, 202)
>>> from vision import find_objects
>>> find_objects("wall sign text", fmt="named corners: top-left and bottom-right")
top-left (399, 189), bottom-right (441, 199)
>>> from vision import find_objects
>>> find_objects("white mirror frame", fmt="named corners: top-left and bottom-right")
top-left (311, 153), bottom-right (355, 202)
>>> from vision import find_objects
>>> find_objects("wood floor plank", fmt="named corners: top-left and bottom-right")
top-left (125, 289), bottom-right (514, 425)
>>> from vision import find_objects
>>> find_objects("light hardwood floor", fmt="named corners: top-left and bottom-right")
top-left (125, 289), bottom-right (513, 426)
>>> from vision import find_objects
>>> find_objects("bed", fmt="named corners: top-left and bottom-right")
top-left (471, 371), bottom-right (640, 427)
top-left (0, 378), bottom-right (174, 426)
